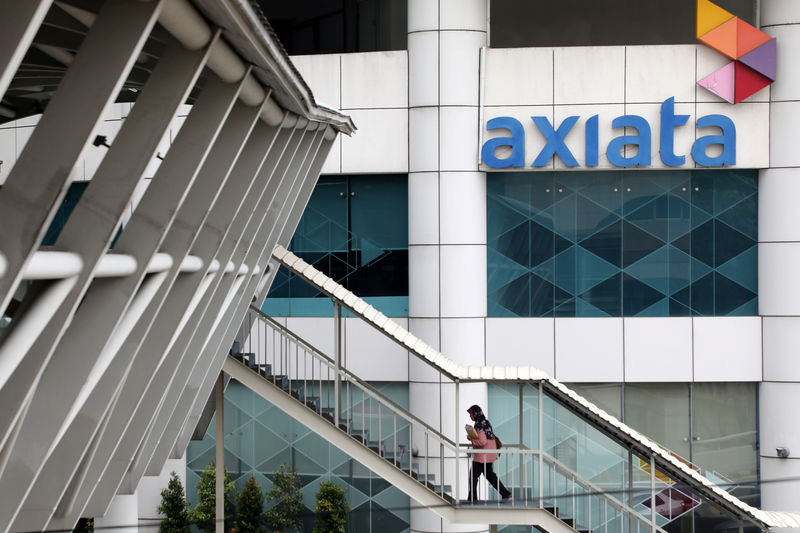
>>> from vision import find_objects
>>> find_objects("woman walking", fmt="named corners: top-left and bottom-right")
top-left (466, 404), bottom-right (512, 502)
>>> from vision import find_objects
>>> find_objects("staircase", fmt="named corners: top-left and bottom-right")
top-left (210, 245), bottom-right (796, 532)
top-left (224, 308), bottom-right (671, 533)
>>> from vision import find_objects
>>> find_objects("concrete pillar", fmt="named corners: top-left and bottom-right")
top-left (407, 1), bottom-right (488, 531)
top-left (758, 0), bottom-right (800, 519)
top-left (94, 494), bottom-right (139, 533)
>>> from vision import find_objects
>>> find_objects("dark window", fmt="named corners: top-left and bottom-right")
top-left (42, 181), bottom-right (89, 245)
top-left (258, 0), bottom-right (407, 55)
top-left (490, 0), bottom-right (756, 48)
top-left (264, 174), bottom-right (408, 316)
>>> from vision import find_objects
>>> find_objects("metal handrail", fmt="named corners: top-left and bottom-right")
top-left (240, 308), bottom-right (670, 532)
top-left (461, 446), bottom-right (669, 533)
top-left (247, 305), bottom-right (460, 449)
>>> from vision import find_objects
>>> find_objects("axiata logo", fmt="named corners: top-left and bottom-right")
top-left (696, 0), bottom-right (776, 103)
top-left (481, 98), bottom-right (735, 169)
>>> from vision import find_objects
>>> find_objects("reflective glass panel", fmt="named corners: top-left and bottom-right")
top-left (487, 170), bottom-right (758, 317)
top-left (264, 174), bottom-right (408, 316)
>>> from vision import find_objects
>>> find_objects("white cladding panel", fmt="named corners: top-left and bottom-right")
top-left (554, 317), bottom-right (624, 382)
top-left (625, 45), bottom-right (697, 103)
top-left (692, 317), bottom-right (762, 381)
top-left (485, 317), bottom-right (555, 374)
top-left (341, 108), bottom-right (408, 173)
top-left (623, 317), bottom-right (693, 382)
top-left (344, 317), bottom-right (410, 381)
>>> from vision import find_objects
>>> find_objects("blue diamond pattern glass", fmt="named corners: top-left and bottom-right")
top-left (487, 170), bottom-right (758, 317)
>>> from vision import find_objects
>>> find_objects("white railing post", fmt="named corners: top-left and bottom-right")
top-left (455, 380), bottom-right (460, 502)
top-left (538, 381), bottom-right (544, 508)
top-left (650, 455), bottom-right (656, 533)
top-left (628, 450), bottom-right (634, 533)
top-left (334, 301), bottom-right (341, 427)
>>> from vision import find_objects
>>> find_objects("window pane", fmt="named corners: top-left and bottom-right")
top-left (487, 170), bottom-right (757, 317)
top-left (624, 383), bottom-right (690, 460)
top-left (260, 0), bottom-right (407, 55)
top-left (568, 383), bottom-right (622, 419)
top-left (490, 0), bottom-right (755, 48)
top-left (692, 383), bottom-right (759, 506)
top-left (264, 175), bottom-right (409, 316)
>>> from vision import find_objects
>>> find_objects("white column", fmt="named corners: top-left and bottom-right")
top-left (94, 494), bottom-right (138, 533)
top-left (408, 1), bottom-right (488, 531)
top-left (758, 0), bottom-right (800, 520)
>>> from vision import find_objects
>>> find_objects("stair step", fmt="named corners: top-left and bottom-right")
top-left (400, 468), bottom-right (419, 481)
top-left (560, 517), bottom-right (575, 528)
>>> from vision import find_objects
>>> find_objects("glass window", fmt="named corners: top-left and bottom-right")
top-left (258, 0), bottom-right (407, 55)
top-left (41, 181), bottom-right (88, 245)
top-left (487, 170), bottom-right (758, 317)
top-left (692, 383), bottom-right (759, 507)
top-left (624, 383), bottom-right (691, 460)
top-left (264, 174), bottom-right (408, 317)
top-left (569, 383), bottom-right (622, 419)
top-left (490, 0), bottom-right (755, 48)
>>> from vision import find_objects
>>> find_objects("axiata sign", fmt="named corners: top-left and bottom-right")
top-left (480, 97), bottom-right (735, 169)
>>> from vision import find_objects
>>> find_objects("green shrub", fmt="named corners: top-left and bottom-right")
top-left (157, 472), bottom-right (189, 533)
top-left (313, 481), bottom-right (348, 533)
top-left (236, 475), bottom-right (266, 533)
top-left (265, 465), bottom-right (303, 532)
top-left (188, 462), bottom-right (235, 533)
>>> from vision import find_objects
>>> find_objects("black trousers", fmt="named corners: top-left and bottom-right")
top-left (468, 461), bottom-right (511, 501)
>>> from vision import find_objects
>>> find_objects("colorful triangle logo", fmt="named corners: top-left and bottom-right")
top-left (698, 62), bottom-right (735, 103)
top-left (696, 0), bottom-right (776, 103)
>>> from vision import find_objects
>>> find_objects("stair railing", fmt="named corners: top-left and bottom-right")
top-left (461, 446), bottom-right (669, 533)
top-left (234, 306), bottom-right (460, 502)
top-left (234, 306), bottom-right (676, 533)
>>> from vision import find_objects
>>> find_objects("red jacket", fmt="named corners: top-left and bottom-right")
top-left (468, 429), bottom-right (498, 463)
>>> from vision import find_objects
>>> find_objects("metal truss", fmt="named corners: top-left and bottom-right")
top-left (0, 0), bottom-right (352, 530)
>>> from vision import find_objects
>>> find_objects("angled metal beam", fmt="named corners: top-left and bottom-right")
top-left (162, 131), bottom-right (333, 471)
top-left (255, 136), bottom-right (334, 304)
top-left (126, 127), bottom-right (322, 489)
top-left (47, 120), bottom-right (287, 529)
top-left (80, 125), bottom-right (301, 516)
top-left (0, 0), bottom-right (164, 315)
top-left (112, 126), bottom-right (321, 501)
top-left (139, 128), bottom-right (327, 481)
top-left (13, 97), bottom-right (263, 531)
top-left (0, 0), bottom-right (53, 101)
top-left (0, 36), bottom-right (213, 467)
top-left (46, 272), bottom-right (218, 531)
top-left (0, 72), bottom-right (243, 530)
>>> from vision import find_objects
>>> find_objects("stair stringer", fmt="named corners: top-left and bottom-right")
top-left (223, 356), bottom-right (579, 532)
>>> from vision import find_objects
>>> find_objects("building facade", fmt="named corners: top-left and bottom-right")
top-left (1, 0), bottom-right (795, 532)
top-left (194, 0), bottom-right (800, 531)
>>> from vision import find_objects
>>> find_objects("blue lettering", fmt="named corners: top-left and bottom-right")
top-left (607, 115), bottom-right (652, 168)
top-left (481, 117), bottom-right (525, 168)
top-left (692, 114), bottom-right (736, 167)
top-left (531, 116), bottom-right (579, 167)
top-left (660, 97), bottom-right (689, 167)
top-left (479, 99), bottom-right (739, 169)
top-left (585, 115), bottom-right (599, 167)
